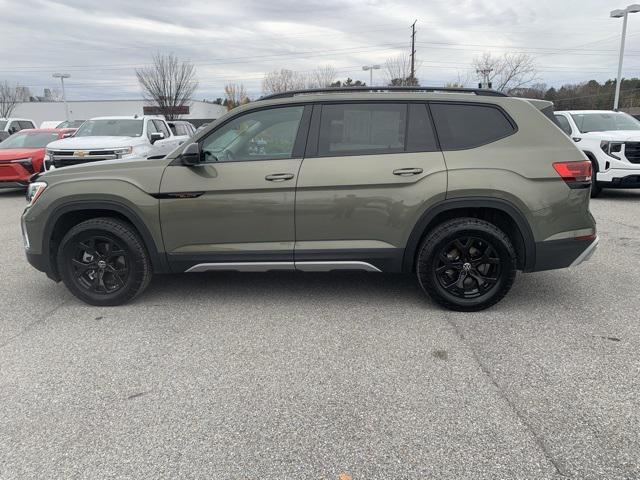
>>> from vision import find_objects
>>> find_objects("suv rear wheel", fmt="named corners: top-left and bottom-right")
top-left (57, 217), bottom-right (152, 306)
top-left (416, 218), bottom-right (517, 311)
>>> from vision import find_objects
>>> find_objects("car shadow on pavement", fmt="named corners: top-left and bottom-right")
top-left (138, 270), bottom-right (577, 313)
top-left (0, 189), bottom-right (25, 197)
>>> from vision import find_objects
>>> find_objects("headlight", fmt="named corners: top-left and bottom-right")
top-left (600, 141), bottom-right (623, 159)
top-left (26, 182), bottom-right (47, 206)
top-left (114, 146), bottom-right (133, 157)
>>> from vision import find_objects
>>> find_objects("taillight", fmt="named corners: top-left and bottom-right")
top-left (553, 161), bottom-right (592, 189)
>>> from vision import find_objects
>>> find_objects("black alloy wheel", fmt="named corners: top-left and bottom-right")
top-left (434, 236), bottom-right (501, 300)
top-left (416, 217), bottom-right (517, 311)
top-left (57, 217), bottom-right (152, 306)
top-left (71, 235), bottom-right (129, 294)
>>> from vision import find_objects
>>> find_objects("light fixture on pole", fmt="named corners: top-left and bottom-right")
top-left (362, 65), bottom-right (381, 86)
top-left (52, 73), bottom-right (71, 121)
top-left (611, 5), bottom-right (640, 110)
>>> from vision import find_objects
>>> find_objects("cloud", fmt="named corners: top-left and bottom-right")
top-left (0, 0), bottom-right (635, 100)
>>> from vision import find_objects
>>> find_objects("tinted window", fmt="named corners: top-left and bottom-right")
top-left (8, 121), bottom-right (21, 133)
top-left (318, 103), bottom-right (406, 156)
top-left (0, 121), bottom-right (7, 130)
top-left (554, 115), bottom-right (572, 136)
top-left (201, 106), bottom-right (304, 163)
top-left (407, 103), bottom-right (438, 152)
top-left (19, 121), bottom-right (34, 130)
top-left (430, 103), bottom-right (516, 150)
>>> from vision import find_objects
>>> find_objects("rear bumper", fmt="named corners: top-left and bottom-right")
top-left (532, 236), bottom-right (599, 272)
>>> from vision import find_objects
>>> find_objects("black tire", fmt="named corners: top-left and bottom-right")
top-left (57, 217), bottom-right (152, 306)
top-left (589, 158), bottom-right (602, 198)
top-left (416, 218), bottom-right (517, 312)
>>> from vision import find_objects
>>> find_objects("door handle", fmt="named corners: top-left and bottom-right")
top-left (265, 173), bottom-right (294, 182)
top-left (393, 168), bottom-right (423, 176)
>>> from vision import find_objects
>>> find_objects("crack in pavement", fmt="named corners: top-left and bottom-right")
top-left (442, 311), bottom-right (569, 478)
top-left (0, 300), bottom-right (69, 350)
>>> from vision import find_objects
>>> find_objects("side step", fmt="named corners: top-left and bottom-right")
top-left (185, 261), bottom-right (381, 273)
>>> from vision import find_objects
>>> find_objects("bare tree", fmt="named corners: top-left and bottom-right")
top-left (262, 69), bottom-right (306, 95)
top-left (136, 53), bottom-right (198, 120)
top-left (384, 53), bottom-right (420, 86)
top-left (445, 72), bottom-right (473, 88)
top-left (472, 52), bottom-right (538, 93)
top-left (224, 83), bottom-right (250, 111)
top-left (0, 81), bottom-right (20, 118)
top-left (307, 65), bottom-right (337, 88)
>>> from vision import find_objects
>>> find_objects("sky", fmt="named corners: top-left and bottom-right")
top-left (0, 0), bottom-right (638, 101)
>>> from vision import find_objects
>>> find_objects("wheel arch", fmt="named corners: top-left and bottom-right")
top-left (42, 200), bottom-right (168, 281)
top-left (402, 197), bottom-right (536, 273)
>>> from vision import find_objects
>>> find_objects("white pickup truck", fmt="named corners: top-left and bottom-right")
top-left (44, 115), bottom-right (182, 170)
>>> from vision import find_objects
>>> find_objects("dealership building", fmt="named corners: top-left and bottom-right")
top-left (11, 99), bottom-right (227, 128)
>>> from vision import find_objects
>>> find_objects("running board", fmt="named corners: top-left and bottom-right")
top-left (184, 261), bottom-right (381, 273)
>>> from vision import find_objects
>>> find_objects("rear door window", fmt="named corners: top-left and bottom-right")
top-left (430, 103), bottom-right (516, 150)
top-left (554, 115), bottom-right (573, 136)
top-left (318, 103), bottom-right (406, 156)
top-left (19, 121), bottom-right (34, 130)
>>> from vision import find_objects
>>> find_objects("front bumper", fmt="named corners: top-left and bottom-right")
top-left (0, 181), bottom-right (29, 189)
top-left (533, 236), bottom-right (599, 272)
top-left (0, 162), bottom-right (34, 186)
top-left (596, 168), bottom-right (640, 187)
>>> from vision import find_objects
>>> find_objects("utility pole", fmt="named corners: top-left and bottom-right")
top-left (410, 20), bottom-right (417, 85)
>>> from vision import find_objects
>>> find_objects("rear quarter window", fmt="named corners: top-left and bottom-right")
top-left (430, 103), bottom-right (516, 150)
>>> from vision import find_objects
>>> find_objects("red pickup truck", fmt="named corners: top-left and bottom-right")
top-left (0, 128), bottom-right (76, 189)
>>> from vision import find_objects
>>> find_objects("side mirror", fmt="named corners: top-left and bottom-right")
top-left (150, 132), bottom-right (164, 144)
top-left (180, 143), bottom-right (203, 166)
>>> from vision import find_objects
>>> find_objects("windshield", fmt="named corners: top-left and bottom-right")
top-left (0, 121), bottom-right (6, 130)
top-left (570, 112), bottom-right (640, 133)
top-left (74, 119), bottom-right (143, 137)
top-left (0, 132), bottom-right (60, 149)
top-left (57, 120), bottom-right (85, 128)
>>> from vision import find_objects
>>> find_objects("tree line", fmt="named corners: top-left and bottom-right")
top-left (2, 52), bottom-right (636, 120)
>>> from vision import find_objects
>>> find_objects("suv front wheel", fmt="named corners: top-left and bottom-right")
top-left (57, 217), bottom-right (152, 306)
top-left (416, 218), bottom-right (517, 311)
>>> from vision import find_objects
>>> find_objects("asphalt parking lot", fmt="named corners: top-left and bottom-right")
top-left (1, 189), bottom-right (639, 480)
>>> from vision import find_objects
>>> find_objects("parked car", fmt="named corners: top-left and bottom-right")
top-left (0, 118), bottom-right (36, 141)
top-left (22, 87), bottom-right (597, 310)
top-left (43, 115), bottom-right (179, 170)
top-left (554, 110), bottom-right (640, 197)
top-left (0, 128), bottom-right (76, 189)
top-left (147, 120), bottom-right (196, 159)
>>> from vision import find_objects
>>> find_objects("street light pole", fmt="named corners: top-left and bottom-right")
top-left (362, 65), bottom-right (381, 86)
top-left (52, 73), bottom-right (71, 121)
top-left (611, 5), bottom-right (640, 110)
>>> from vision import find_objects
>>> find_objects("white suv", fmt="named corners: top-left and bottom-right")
top-left (44, 115), bottom-right (181, 170)
top-left (554, 110), bottom-right (640, 197)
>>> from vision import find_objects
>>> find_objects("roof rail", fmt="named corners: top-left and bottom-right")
top-left (260, 86), bottom-right (508, 100)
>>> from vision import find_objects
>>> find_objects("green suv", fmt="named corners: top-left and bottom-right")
top-left (22, 87), bottom-right (598, 311)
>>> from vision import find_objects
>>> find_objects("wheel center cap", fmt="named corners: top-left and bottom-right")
top-left (97, 260), bottom-right (107, 270)
top-left (462, 262), bottom-right (472, 272)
